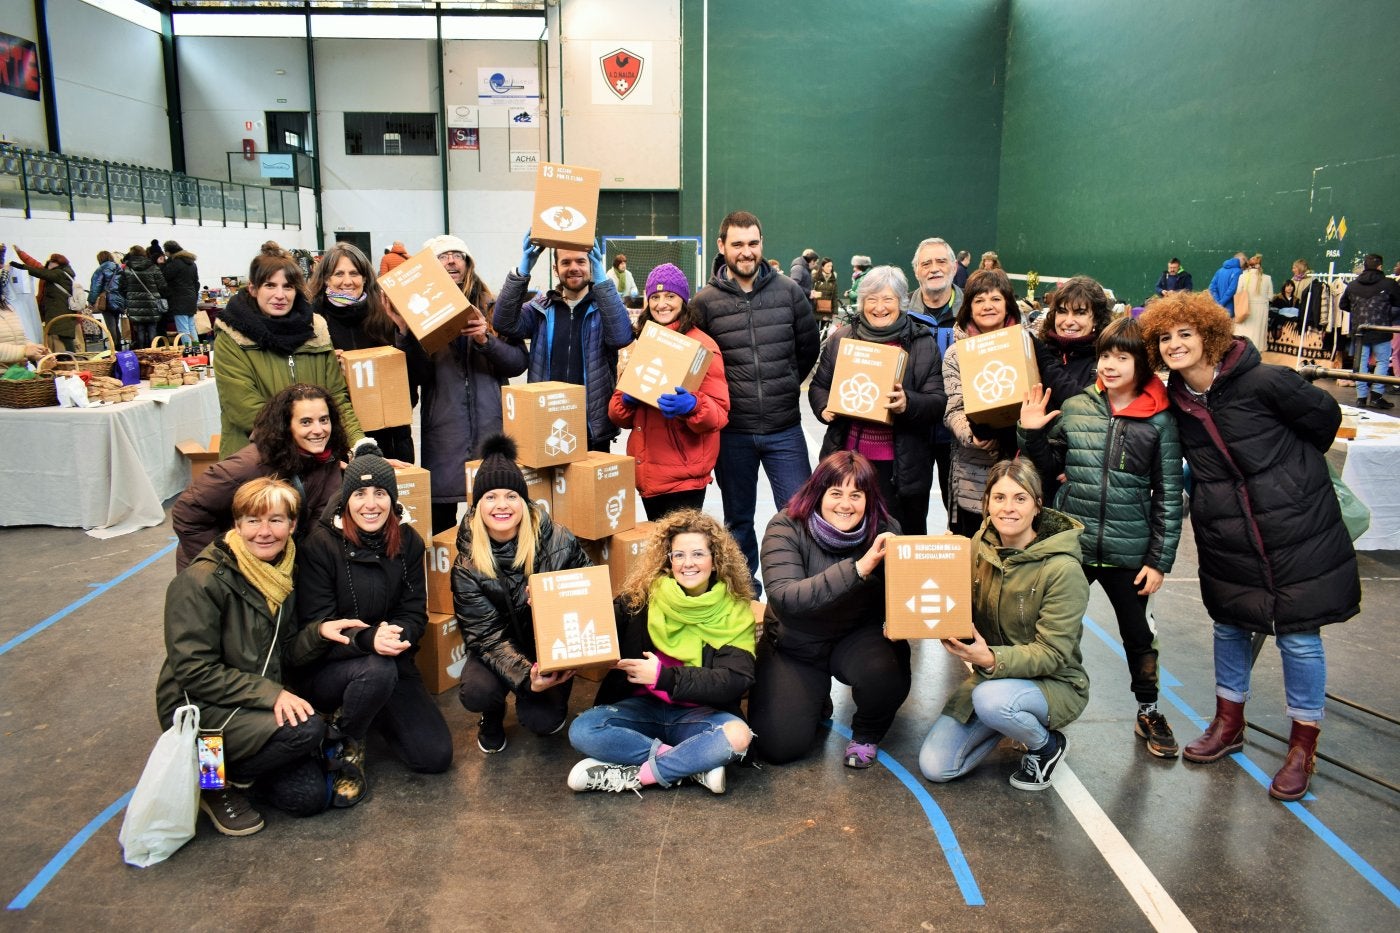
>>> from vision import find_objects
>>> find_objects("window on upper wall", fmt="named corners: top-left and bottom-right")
top-left (343, 113), bottom-right (438, 156)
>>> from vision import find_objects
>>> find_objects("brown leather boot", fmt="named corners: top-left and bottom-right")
top-left (1183, 696), bottom-right (1246, 762)
top-left (1269, 721), bottom-right (1320, 801)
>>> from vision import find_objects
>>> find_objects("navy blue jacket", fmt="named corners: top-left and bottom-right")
top-left (1155, 269), bottom-right (1193, 295)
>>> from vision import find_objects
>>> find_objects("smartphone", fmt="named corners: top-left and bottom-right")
top-left (197, 734), bottom-right (226, 790)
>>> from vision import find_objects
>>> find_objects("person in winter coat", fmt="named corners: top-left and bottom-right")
top-left (0, 305), bottom-right (47, 364)
top-left (493, 235), bottom-right (635, 452)
top-left (1154, 258), bottom-right (1193, 296)
top-left (1018, 317), bottom-right (1184, 758)
top-left (119, 244), bottom-right (169, 350)
top-left (942, 269), bottom-right (1023, 537)
top-left (789, 249), bottom-right (816, 298)
top-left (609, 263), bottom-right (729, 520)
top-left (452, 435), bottom-right (593, 753)
top-left (294, 456), bottom-right (453, 808)
top-left (156, 477), bottom-right (354, 836)
top-left (809, 265), bottom-right (946, 535)
top-left (1339, 253), bottom-right (1400, 409)
top-left (845, 255), bottom-right (871, 310)
top-left (214, 244), bottom-right (369, 459)
top-left (406, 235), bottom-right (528, 533)
top-left (919, 459), bottom-right (1090, 791)
top-left (173, 383), bottom-right (350, 573)
top-left (9, 247), bottom-right (79, 349)
top-left (1207, 252), bottom-right (1246, 313)
top-left (567, 509), bottom-right (755, 795)
top-left (748, 451), bottom-right (908, 769)
top-left (378, 241), bottom-right (410, 277)
top-left (1139, 292), bottom-right (1360, 801)
top-left (607, 253), bottom-right (639, 299)
top-left (1034, 275), bottom-right (1114, 411)
top-left (90, 250), bottom-right (124, 346)
top-left (161, 239), bottom-right (201, 345)
top-left (907, 237), bottom-right (964, 513)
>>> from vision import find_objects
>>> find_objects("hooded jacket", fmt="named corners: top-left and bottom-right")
top-left (1339, 269), bottom-right (1400, 347)
top-left (942, 320), bottom-right (1021, 520)
top-left (89, 259), bottom-right (124, 313)
top-left (378, 242), bottom-right (410, 277)
top-left (692, 262), bottom-right (820, 434)
top-left (120, 254), bottom-right (170, 325)
top-left (941, 509), bottom-right (1090, 730)
top-left (161, 250), bottom-right (200, 317)
top-left (1155, 269), bottom-right (1193, 295)
top-left (1166, 337), bottom-right (1359, 635)
top-left (1208, 257), bottom-right (1243, 313)
top-left (1018, 379), bottom-right (1183, 571)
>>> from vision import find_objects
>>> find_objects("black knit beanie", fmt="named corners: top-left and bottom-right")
top-left (340, 455), bottom-right (398, 512)
top-left (473, 434), bottom-right (529, 508)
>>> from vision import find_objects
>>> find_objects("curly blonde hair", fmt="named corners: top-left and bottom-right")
top-left (1138, 291), bottom-right (1237, 371)
top-left (617, 509), bottom-right (754, 612)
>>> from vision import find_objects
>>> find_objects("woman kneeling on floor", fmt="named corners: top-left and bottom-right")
top-left (156, 478), bottom-right (359, 836)
top-left (748, 450), bottom-right (908, 769)
top-left (918, 459), bottom-right (1090, 791)
top-left (567, 509), bottom-right (756, 795)
top-left (294, 454), bottom-right (454, 808)
top-left (452, 434), bottom-right (591, 753)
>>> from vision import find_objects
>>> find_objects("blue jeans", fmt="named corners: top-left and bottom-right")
top-left (568, 695), bottom-right (748, 787)
top-left (174, 314), bottom-right (199, 345)
top-left (1355, 340), bottom-right (1392, 399)
top-left (1212, 622), bottom-right (1325, 721)
top-left (715, 424), bottom-right (813, 588)
top-left (918, 679), bottom-right (1050, 782)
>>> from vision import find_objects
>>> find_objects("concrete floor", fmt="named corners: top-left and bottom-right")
top-left (1, 378), bottom-right (1397, 932)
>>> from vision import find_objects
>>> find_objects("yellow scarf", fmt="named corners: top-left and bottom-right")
top-left (223, 529), bottom-right (296, 616)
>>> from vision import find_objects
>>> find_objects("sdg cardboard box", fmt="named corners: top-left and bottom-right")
top-left (828, 338), bottom-right (908, 425)
top-left (580, 536), bottom-right (611, 572)
top-left (530, 162), bottom-right (602, 250)
top-left (415, 611), bottom-right (466, 694)
top-left (957, 324), bottom-right (1040, 428)
top-left (378, 248), bottom-right (474, 354)
top-left (883, 535), bottom-right (975, 640)
top-left (553, 451), bottom-right (636, 541)
top-left (606, 521), bottom-right (656, 591)
top-left (613, 320), bottom-right (713, 408)
top-left (501, 382), bottom-right (588, 469)
top-left (175, 434), bottom-right (221, 482)
top-left (394, 464), bottom-right (433, 535)
top-left (465, 459), bottom-right (554, 516)
top-left (425, 527), bottom-right (458, 614)
top-left (531, 566), bottom-right (620, 675)
top-left (341, 346), bottom-right (411, 431)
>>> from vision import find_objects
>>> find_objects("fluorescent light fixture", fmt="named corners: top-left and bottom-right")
top-left (172, 13), bottom-right (308, 38)
top-left (75, 0), bottom-right (162, 32)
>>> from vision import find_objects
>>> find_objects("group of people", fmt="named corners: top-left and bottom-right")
top-left (153, 212), bottom-right (1361, 841)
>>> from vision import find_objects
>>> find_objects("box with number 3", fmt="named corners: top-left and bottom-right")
top-left (340, 346), bottom-right (411, 431)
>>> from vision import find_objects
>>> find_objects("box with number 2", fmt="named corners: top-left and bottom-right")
top-left (341, 346), bottom-right (412, 431)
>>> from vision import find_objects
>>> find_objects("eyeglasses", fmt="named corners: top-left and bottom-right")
top-left (668, 550), bottom-right (712, 564)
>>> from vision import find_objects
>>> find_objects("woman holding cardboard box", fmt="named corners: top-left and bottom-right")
top-left (809, 265), bottom-right (946, 536)
top-left (452, 435), bottom-right (593, 753)
top-left (918, 459), bottom-right (1090, 791)
top-left (566, 509), bottom-right (755, 794)
top-left (609, 263), bottom-right (730, 520)
top-left (749, 451), bottom-right (908, 769)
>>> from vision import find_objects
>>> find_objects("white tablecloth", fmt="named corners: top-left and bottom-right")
top-left (1329, 405), bottom-right (1400, 551)
top-left (0, 379), bottom-right (219, 537)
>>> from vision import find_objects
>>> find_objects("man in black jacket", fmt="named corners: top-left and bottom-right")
top-left (1339, 253), bottom-right (1400, 409)
top-left (693, 211), bottom-right (820, 591)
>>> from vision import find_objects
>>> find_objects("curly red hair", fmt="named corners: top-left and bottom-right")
top-left (1138, 292), bottom-right (1236, 371)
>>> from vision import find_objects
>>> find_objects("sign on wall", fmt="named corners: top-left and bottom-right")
top-left (448, 127), bottom-right (479, 151)
top-left (258, 154), bottom-right (294, 179)
top-left (591, 42), bottom-right (653, 106)
top-left (510, 150), bottom-right (539, 173)
top-left (478, 68), bottom-right (539, 106)
top-left (447, 104), bottom-right (479, 129)
top-left (0, 31), bottom-right (41, 102)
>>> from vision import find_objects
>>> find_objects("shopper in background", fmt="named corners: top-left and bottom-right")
top-left (378, 240), bottom-right (410, 276)
top-left (8, 247), bottom-right (79, 350)
top-left (120, 244), bottom-right (169, 351)
top-left (161, 239), bottom-right (201, 346)
top-left (90, 250), bottom-right (124, 347)
top-left (1232, 253), bottom-right (1272, 351)
top-left (979, 251), bottom-right (1002, 271)
top-left (1339, 253), bottom-right (1400, 410)
top-left (607, 252), bottom-right (639, 299)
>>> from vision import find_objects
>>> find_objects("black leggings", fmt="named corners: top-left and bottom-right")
top-left (457, 651), bottom-right (573, 735)
top-left (1084, 564), bottom-right (1160, 703)
top-left (642, 488), bottom-right (707, 521)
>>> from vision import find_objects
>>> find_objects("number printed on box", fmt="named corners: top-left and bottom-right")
top-left (432, 546), bottom-right (450, 574)
top-left (505, 395), bottom-right (515, 420)
top-left (351, 359), bottom-right (375, 388)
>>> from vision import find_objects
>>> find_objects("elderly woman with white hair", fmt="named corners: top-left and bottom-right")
top-left (809, 265), bottom-right (947, 534)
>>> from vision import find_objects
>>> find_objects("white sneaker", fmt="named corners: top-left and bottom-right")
top-left (567, 758), bottom-right (642, 794)
top-left (690, 765), bottom-right (727, 795)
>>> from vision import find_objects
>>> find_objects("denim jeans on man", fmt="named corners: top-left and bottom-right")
top-left (918, 679), bottom-right (1050, 782)
top-left (174, 314), bottom-right (199, 346)
top-left (569, 695), bottom-right (745, 786)
top-left (1212, 622), bottom-right (1325, 721)
top-left (715, 424), bottom-right (812, 590)
top-left (1355, 339), bottom-right (1392, 400)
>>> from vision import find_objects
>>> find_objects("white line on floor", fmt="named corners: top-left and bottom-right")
top-left (1053, 763), bottom-right (1197, 932)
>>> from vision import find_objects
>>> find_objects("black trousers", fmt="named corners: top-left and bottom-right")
top-left (932, 441), bottom-right (952, 511)
top-left (950, 509), bottom-right (983, 538)
top-left (431, 502), bottom-right (463, 537)
top-left (457, 652), bottom-right (573, 735)
top-left (642, 488), bottom-right (707, 521)
top-left (1084, 564), bottom-right (1160, 703)
top-left (229, 715), bottom-right (326, 783)
top-left (302, 654), bottom-right (453, 773)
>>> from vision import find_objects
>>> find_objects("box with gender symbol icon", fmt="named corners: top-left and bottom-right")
top-left (551, 451), bottom-right (637, 541)
top-left (828, 338), bottom-right (909, 425)
top-left (883, 535), bottom-right (975, 640)
top-left (501, 381), bottom-right (588, 468)
top-left (957, 324), bottom-right (1041, 428)
top-left (614, 321), bottom-right (713, 409)
top-left (377, 248), bottom-right (475, 354)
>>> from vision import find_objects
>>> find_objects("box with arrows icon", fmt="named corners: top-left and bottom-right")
top-left (883, 535), bottom-right (974, 640)
top-left (613, 320), bottom-right (713, 408)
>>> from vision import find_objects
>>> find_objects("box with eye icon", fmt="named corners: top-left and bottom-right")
top-left (530, 162), bottom-right (601, 250)
top-left (551, 451), bottom-right (636, 541)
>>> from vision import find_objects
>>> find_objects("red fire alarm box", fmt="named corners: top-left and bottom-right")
top-left (242, 138), bottom-right (256, 160)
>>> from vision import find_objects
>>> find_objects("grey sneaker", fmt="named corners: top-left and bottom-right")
top-left (567, 758), bottom-right (642, 794)
top-left (199, 787), bottom-right (265, 836)
top-left (690, 765), bottom-right (727, 795)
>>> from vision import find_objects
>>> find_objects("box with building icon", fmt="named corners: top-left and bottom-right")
top-left (531, 565), bottom-right (620, 675)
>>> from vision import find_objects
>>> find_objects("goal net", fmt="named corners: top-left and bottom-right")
top-left (601, 236), bottom-right (705, 297)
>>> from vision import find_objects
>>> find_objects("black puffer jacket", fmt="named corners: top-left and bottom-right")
top-left (1034, 330), bottom-right (1099, 410)
top-left (121, 254), bottom-right (169, 324)
top-left (1167, 337), bottom-right (1359, 635)
top-left (693, 263), bottom-right (819, 434)
top-left (161, 250), bottom-right (200, 317)
top-left (809, 320), bottom-right (946, 500)
top-left (1339, 269), bottom-right (1400, 347)
top-left (450, 510), bottom-right (591, 690)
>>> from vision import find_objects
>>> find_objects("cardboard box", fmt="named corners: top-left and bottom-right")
top-left (501, 381), bottom-right (588, 469)
top-left (552, 451), bottom-right (636, 540)
top-left (580, 536), bottom-right (611, 571)
top-left (827, 338), bottom-right (909, 425)
top-left (956, 324), bottom-right (1040, 428)
top-left (613, 320), bottom-right (713, 409)
top-left (377, 247), bottom-right (475, 354)
top-left (425, 527), bottom-right (458, 614)
top-left (530, 162), bottom-right (602, 250)
top-left (883, 535), bottom-right (975, 640)
top-left (340, 345), bottom-right (412, 431)
top-left (175, 434), bottom-right (221, 482)
top-left (465, 459), bottom-right (554, 516)
top-left (606, 521), bottom-right (656, 592)
top-left (415, 611), bottom-right (466, 694)
top-left (531, 565), bottom-right (620, 674)
top-left (394, 464), bottom-right (433, 536)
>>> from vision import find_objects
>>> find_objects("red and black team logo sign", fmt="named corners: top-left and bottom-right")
top-left (1, 31), bottom-right (42, 102)
top-left (600, 48), bottom-right (644, 101)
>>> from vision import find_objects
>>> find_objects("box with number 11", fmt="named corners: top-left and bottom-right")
top-left (341, 346), bottom-right (412, 431)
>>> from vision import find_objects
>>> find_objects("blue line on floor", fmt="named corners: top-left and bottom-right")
top-left (827, 721), bottom-right (985, 906)
top-left (7, 790), bottom-right (132, 910)
top-left (0, 538), bottom-right (176, 658)
top-left (1083, 614), bottom-right (1398, 909)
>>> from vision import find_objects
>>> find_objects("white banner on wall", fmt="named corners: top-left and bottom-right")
top-left (510, 150), bottom-right (539, 173)
top-left (591, 42), bottom-right (653, 106)
top-left (447, 104), bottom-right (479, 128)
top-left (478, 68), bottom-right (539, 106)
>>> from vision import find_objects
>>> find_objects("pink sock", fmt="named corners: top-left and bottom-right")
top-left (637, 744), bottom-right (675, 786)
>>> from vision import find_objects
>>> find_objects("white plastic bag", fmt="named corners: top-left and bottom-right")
top-left (55, 374), bottom-right (89, 408)
top-left (119, 704), bottom-right (200, 867)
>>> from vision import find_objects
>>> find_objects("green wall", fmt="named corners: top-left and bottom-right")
top-left (680, 0), bottom-right (1008, 283)
top-left (995, 0), bottom-right (1400, 302)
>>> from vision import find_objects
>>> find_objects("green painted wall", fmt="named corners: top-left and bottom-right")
top-left (995, 0), bottom-right (1400, 303)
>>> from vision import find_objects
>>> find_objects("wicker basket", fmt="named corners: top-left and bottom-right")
top-left (43, 314), bottom-right (115, 378)
top-left (135, 333), bottom-right (194, 379)
top-left (0, 373), bottom-right (58, 409)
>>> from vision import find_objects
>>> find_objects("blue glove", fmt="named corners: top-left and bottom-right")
top-left (620, 393), bottom-right (640, 407)
top-left (518, 233), bottom-right (543, 277)
top-left (588, 240), bottom-right (608, 285)
top-left (656, 387), bottom-right (697, 419)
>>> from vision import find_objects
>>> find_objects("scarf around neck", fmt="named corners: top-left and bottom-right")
top-left (806, 512), bottom-right (869, 554)
top-left (646, 576), bottom-right (755, 668)
top-left (221, 290), bottom-right (316, 356)
top-left (853, 310), bottom-right (911, 344)
top-left (223, 530), bottom-right (296, 616)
